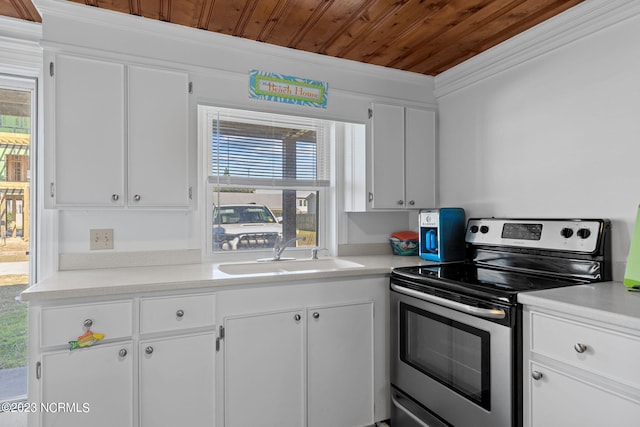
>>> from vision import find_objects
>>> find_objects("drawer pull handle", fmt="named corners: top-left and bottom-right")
top-left (294, 314), bottom-right (301, 322)
top-left (119, 348), bottom-right (128, 358)
top-left (145, 346), bottom-right (154, 355)
top-left (176, 309), bottom-right (184, 318)
top-left (574, 343), bottom-right (588, 353)
top-left (83, 319), bottom-right (93, 328)
top-left (313, 312), bottom-right (320, 319)
top-left (531, 371), bottom-right (543, 381)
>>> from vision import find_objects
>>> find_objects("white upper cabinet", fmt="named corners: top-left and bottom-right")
top-left (45, 53), bottom-right (191, 208)
top-left (50, 54), bottom-right (126, 206)
top-left (370, 103), bottom-right (406, 209)
top-left (404, 107), bottom-right (436, 209)
top-left (128, 66), bottom-right (190, 207)
top-left (344, 103), bottom-right (436, 211)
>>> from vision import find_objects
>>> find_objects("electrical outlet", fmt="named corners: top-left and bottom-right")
top-left (90, 229), bottom-right (114, 250)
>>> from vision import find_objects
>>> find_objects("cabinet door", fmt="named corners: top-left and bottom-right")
top-left (52, 55), bottom-right (125, 206)
top-left (224, 310), bottom-right (305, 427)
top-left (370, 103), bottom-right (405, 209)
top-left (308, 302), bottom-right (374, 427)
top-left (139, 333), bottom-right (215, 427)
top-left (41, 342), bottom-right (133, 427)
top-left (405, 108), bottom-right (436, 209)
top-left (529, 363), bottom-right (640, 427)
top-left (128, 66), bottom-right (190, 207)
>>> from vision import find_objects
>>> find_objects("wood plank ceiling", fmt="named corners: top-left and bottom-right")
top-left (1, 0), bottom-right (584, 75)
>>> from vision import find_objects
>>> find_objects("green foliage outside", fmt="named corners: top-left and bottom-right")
top-left (0, 285), bottom-right (28, 369)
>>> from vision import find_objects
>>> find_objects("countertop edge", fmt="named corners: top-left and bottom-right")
top-left (21, 255), bottom-right (433, 302)
top-left (518, 281), bottom-right (640, 331)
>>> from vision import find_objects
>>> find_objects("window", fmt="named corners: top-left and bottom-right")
top-left (202, 106), bottom-right (332, 255)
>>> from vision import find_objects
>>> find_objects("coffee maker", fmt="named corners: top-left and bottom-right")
top-left (419, 208), bottom-right (466, 262)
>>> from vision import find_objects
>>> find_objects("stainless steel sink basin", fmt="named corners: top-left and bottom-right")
top-left (218, 258), bottom-right (365, 275)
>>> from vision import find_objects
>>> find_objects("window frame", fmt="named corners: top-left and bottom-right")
top-left (199, 105), bottom-right (333, 261)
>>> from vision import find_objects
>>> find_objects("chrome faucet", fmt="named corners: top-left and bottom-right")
top-left (272, 236), bottom-right (305, 260)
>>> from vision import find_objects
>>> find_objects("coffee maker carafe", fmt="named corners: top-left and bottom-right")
top-left (419, 208), bottom-right (466, 262)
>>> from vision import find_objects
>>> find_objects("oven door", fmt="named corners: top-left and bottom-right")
top-left (391, 282), bottom-right (514, 427)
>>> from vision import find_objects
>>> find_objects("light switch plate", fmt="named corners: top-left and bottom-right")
top-left (90, 229), bottom-right (114, 250)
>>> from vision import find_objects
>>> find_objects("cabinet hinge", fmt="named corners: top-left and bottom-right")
top-left (368, 108), bottom-right (373, 119)
top-left (188, 81), bottom-right (193, 94)
top-left (188, 186), bottom-right (193, 200)
top-left (49, 62), bottom-right (54, 77)
top-left (50, 182), bottom-right (55, 198)
top-left (216, 325), bottom-right (225, 352)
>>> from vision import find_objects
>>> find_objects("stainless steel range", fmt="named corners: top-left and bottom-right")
top-left (390, 218), bottom-right (611, 427)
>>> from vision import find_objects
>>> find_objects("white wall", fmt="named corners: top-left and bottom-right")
top-left (436, 0), bottom-right (640, 280)
top-left (34, 0), bottom-right (435, 263)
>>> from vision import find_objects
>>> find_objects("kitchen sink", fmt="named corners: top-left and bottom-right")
top-left (217, 258), bottom-right (365, 275)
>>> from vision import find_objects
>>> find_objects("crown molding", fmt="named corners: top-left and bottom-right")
top-left (33, 0), bottom-right (432, 89)
top-left (0, 15), bottom-right (41, 41)
top-left (0, 16), bottom-right (42, 74)
top-left (434, 0), bottom-right (640, 98)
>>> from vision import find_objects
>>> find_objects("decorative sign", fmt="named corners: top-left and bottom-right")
top-left (249, 70), bottom-right (328, 108)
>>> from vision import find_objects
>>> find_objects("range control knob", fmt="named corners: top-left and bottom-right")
top-left (470, 225), bottom-right (479, 233)
top-left (577, 228), bottom-right (591, 239)
top-left (480, 225), bottom-right (489, 234)
top-left (560, 228), bottom-right (574, 238)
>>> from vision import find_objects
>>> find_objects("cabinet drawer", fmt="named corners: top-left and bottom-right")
top-left (531, 312), bottom-right (640, 388)
top-left (40, 301), bottom-right (133, 348)
top-left (140, 294), bottom-right (215, 334)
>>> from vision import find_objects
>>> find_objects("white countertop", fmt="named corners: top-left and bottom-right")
top-left (518, 281), bottom-right (640, 330)
top-left (21, 255), bottom-right (434, 302)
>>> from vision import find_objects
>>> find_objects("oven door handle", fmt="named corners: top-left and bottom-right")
top-left (391, 283), bottom-right (506, 319)
top-left (391, 394), bottom-right (431, 427)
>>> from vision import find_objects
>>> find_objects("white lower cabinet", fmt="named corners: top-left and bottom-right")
top-left (307, 303), bottom-right (373, 427)
top-left (224, 309), bottom-right (305, 427)
top-left (523, 308), bottom-right (640, 427)
top-left (222, 301), bottom-right (375, 427)
top-left (30, 279), bottom-right (387, 427)
top-left (30, 294), bottom-right (215, 427)
top-left (529, 362), bottom-right (640, 426)
top-left (41, 342), bottom-right (134, 427)
top-left (139, 332), bottom-right (215, 427)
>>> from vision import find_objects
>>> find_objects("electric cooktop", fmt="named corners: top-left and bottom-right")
top-left (391, 264), bottom-right (587, 304)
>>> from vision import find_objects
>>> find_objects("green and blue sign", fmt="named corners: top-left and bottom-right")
top-left (249, 70), bottom-right (328, 108)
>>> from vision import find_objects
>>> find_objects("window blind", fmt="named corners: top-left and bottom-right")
top-left (208, 108), bottom-right (330, 188)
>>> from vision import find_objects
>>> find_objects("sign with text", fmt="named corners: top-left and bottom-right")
top-left (249, 70), bottom-right (328, 108)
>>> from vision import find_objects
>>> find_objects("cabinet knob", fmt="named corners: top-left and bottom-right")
top-left (409, 200), bottom-right (415, 206)
top-left (111, 194), bottom-right (119, 202)
top-left (133, 194), bottom-right (141, 202)
top-left (145, 346), bottom-right (154, 355)
top-left (294, 314), bottom-right (301, 322)
top-left (83, 319), bottom-right (93, 328)
top-left (313, 312), bottom-right (320, 319)
top-left (176, 309), bottom-right (184, 318)
top-left (119, 348), bottom-right (128, 358)
top-left (397, 200), bottom-right (404, 205)
top-left (574, 343), bottom-right (588, 353)
top-left (531, 371), bottom-right (543, 381)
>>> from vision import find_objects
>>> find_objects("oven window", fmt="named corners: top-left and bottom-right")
top-left (400, 303), bottom-right (491, 410)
